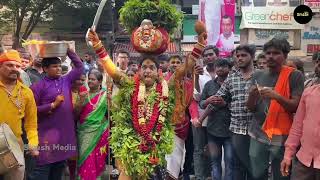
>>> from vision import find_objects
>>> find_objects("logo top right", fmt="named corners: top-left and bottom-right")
top-left (294, 5), bottom-right (313, 24)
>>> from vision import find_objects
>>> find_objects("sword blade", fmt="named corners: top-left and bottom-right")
top-left (86, 0), bottom-right (108, 47)
top-left (92, 0), bottom-right (108, 30)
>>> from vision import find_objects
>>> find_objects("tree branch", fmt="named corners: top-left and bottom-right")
top-left (15, 0), bottom-right (30, 34)
top-left (24, 12), bottom-right (41, 38)
top-left (13, 0), bottom-right (31, 48)
top-left (21, 11), bottom-right (35, 40)
top-left (21, 0), bottom-right (54, 40)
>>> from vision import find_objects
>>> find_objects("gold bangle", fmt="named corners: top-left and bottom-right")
top-left (93, 41), bottom-right (103, 50)
top-left (195, 44), bottom-right (205, 52)
top-left (96, 43), bottom-right (103, 50)
top-left (93, 40), bottom-right (101, 48)
top-left (197, 42), bottom-right (206, 48)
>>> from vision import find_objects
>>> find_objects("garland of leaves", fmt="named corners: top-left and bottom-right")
top-left (109, 78), bottom-right (175, 180)
top-left (119, 0), bottom-right (184, 35)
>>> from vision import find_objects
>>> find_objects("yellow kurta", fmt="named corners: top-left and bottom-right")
top-left (0, 81), bottom-right (38, 147)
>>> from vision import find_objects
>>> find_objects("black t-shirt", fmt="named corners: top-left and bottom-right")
top-left (249, 69), bottom-right (305, 146)
top-left (200, 79), bottom-right (232, 137)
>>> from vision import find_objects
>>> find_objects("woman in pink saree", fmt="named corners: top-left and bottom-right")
top-left (76, 69), bottom-right (109, 180)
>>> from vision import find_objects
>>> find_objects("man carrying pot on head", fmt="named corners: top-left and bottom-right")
top-left (29, 47), bottom-right (84, 180)
top-left (0, 50), bottom-right (39, 180)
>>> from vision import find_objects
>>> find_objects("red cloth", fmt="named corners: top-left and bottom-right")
top-left (166, 72), bottom-right (199, 140)
top-left (79, 86), bottom-right (88, 93)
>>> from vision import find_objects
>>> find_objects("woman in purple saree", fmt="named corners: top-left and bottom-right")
top-left (77, 69), bottom-right (109, 180)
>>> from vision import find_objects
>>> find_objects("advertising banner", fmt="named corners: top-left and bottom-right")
top-left (240, 7), bottom-right (304, 29)
top-left (305, 0), bottom-right (320, 12)
top-left (302, 17), bottom-right (320, 55)
top-left (199, 0), bottom-right (236, 57)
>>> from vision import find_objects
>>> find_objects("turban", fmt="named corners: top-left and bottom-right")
top-left (0, 50), bottom-right (22, 64)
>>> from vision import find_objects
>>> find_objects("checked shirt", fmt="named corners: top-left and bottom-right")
top-left (216, 70), bottom-right (253, 135)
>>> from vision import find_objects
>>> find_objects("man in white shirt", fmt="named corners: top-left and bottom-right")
top-left (217, 15), bottom-right (235, 57)
top-left (195, 45), bottom-right (219, 94)
top-left (192, 45), bottom-right (219, 179)
top-left (200, 0), bottom-right (225, 46)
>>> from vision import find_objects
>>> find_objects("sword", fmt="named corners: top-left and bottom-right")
top-left (86, 0), bottom-right (108, 47)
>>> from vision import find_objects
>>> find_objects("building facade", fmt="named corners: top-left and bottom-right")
top-left (180, 0), bottom-right (319, 60)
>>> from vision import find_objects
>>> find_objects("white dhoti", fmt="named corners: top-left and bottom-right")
top-left (165, 135), bottom-right (186, 179)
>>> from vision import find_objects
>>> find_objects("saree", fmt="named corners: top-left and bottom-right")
top-left (77, 90), bottom-right (109, 180)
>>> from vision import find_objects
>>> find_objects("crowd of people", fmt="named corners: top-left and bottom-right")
top-left (0, 33), bottom-right (320, 180)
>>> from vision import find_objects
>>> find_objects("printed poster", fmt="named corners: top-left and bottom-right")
top-left (199, 0), bottom-right (236, 58)
top-left (305, 0), bottom-right (320, 12)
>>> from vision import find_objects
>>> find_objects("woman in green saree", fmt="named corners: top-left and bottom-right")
top-left (76, 69), bottom-right (109, 180)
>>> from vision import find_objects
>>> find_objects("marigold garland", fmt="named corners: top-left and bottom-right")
top-left (131, 77), bottom-right (169, 154)
top-left (109, 77), bottom-right (174, 180)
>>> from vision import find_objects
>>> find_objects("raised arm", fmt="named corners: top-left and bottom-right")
top-left (170, 22), bottom-right (207, 124)
top-left (168, 21), bottom-right (207, 86)
top-left (169, 36), bottom-right (206, 86)
top-left (65, 49), bottom-right (84, 83)
top-left (87, 29), bottom-right (124, 84)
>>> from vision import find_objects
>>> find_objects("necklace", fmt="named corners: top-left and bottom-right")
top-left (4, 87), bottom-right (23, 114)
top-left (87, 90), bottom-right (102, 110)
